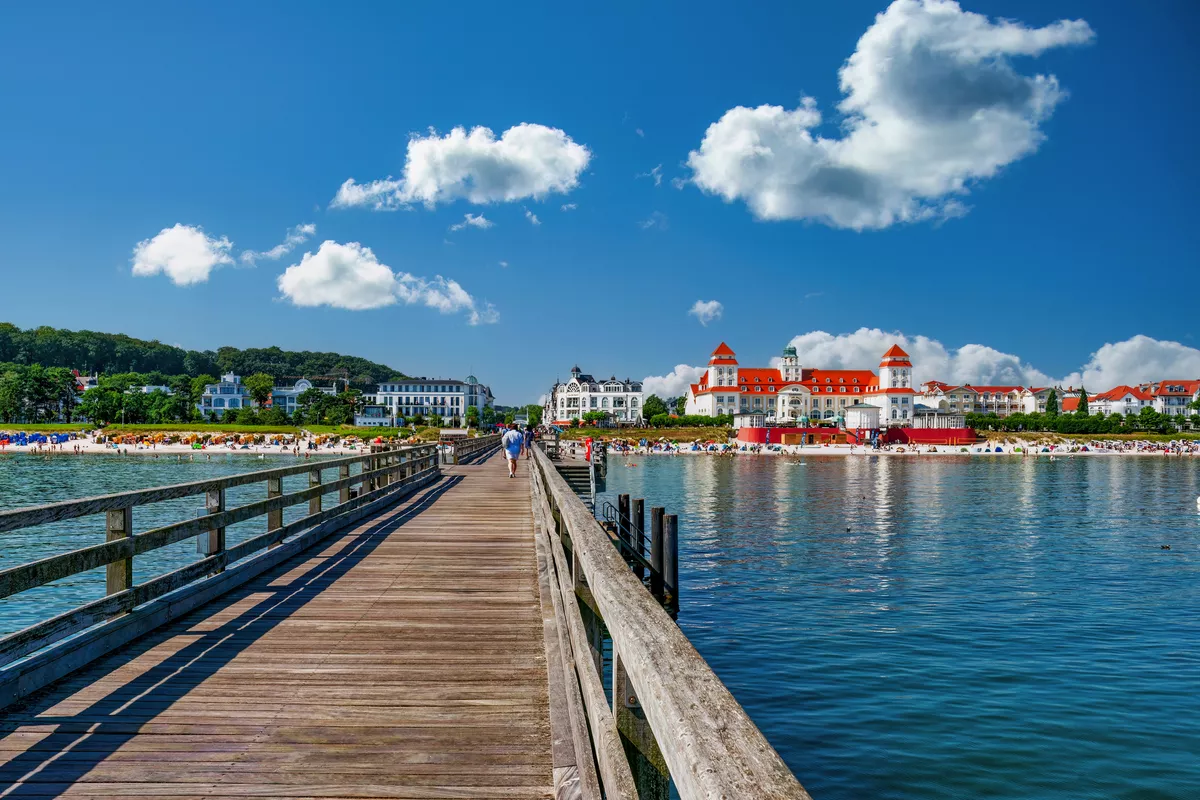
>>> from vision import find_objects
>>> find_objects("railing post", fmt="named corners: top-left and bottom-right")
top-left (632, 498), bottom-right (645, 582)
top-left (613, 646), bottom-right (670, 800)
top-left (650, 506), bottom-right (665, 602)
top-left (618, 493), bottom-right (630, 554)
top-left (309, 468), bottom-right (322, 514)
top-left (200, 488), bottom-right (225, 573)
top-left (267, 477), bottom-right (283, 549)
top-left (339, 464), bottom-right (351, 503)
top-left (664, 513), bottom-right (678, 614)
top-left (105, 507), bottom-right (133, 596)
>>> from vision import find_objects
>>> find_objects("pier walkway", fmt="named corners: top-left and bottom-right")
top-left (0, 440), bottom-right (809, 799)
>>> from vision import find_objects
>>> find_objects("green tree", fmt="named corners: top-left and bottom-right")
top-left (642, 394), bottom-right (668, 419)
top-left (673, 396), bottom-right (687, 416)
top-left (464, 406), bottom-right (479, 428)
top-left (190, 374), bottom-right (217, 406)
top-left (243, 373), bottom-right (275, 408)
top-left (1076, 387), bottom-right (1089, 416)
top-left (521, 404), bottom-right (543, 427)
top-left (260, 407), bottom-right (291, 426)
top-left (1045, 389), bottom-right (1058, 416)
top-left (78, 387), bottom-right (123, 425)
top-left (581, 410), bottom-right (607, 425)
top-left (296, 387), bottom-right (331, 425)
top-left (0, 369), bottom-right (24, 423)
top-left (481, 406), bottom-right (497, 426)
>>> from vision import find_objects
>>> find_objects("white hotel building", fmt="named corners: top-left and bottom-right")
top-left (684, 342), bottom-right (917, 426)
top-left (546, 367), bottom-right (644, 423)
top-left (371, 375), bottom-right (494, 423)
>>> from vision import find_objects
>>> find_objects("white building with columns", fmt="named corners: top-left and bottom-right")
top-left (684, 342), bottom-right (917, 426)
top-left (546, 366), bottom-right (643, 423)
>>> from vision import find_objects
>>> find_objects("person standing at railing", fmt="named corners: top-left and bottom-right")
top-left (501, 423), bottom-right (524, 478)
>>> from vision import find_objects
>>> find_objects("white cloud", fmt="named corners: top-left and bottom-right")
top-left (331, 123), bottom-right (591, 210)
top-left (525, 208), bottom-right (541, 226)
top-left (499, 260), bottom-right (509, 268)
top-left (1058, 336), bottom-right (1200, 390)
top-left (276, 240), bottom-right (498, 324)
top-left (639, 211), bottom-right (668, 230)
top-left (638, 164), bottom-right (663, 187)
top-left (776, 328), bottom-right (1200, 390)
top-left (448, 213), bottom-right (494, 232)
top-left (688, 299), bottom-right (723, 326)
top-left (240, 223), bottom-right (316, 265)
top-left (779, 327), bottom-right (1051, 388)
top-left (687, 0), bottom-right (1093, 229)
top-left (561, 203), bottom-right (577, 211)
top-left (642, 364), bottom-right (708, 399)
top-left (131, 223), bottom-right (234, 286)
top-left (635, 128), bottom-right (645, 138)
top-left (670, 176), bottom-right (688, 190)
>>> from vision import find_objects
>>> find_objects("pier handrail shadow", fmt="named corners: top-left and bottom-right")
top-left (530, 444), bottom-right (812, 800)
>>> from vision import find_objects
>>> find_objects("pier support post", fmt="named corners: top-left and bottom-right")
top-left (650, 507), bottom-right (665, 602)
top-left (618, 494), bottom-right (630, 555)
top-left (200, 489), bottom-right (225, 573)
top-left (664, 514), bottom-right (678, 615)
top-left (309, 469), bottom-right (322, 515)
top-left (339, 464), bottom-right (351, 504)
top-left (632, 498), bottom-right (645, 582)
top-left (105, 507), bottom-right (133, 596)
top-left (613, 647), bottom-right (669, 800)
top-left (267, 477), bottom-right (283, 549)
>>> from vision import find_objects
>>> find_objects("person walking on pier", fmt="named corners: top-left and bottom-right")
top-left (523, 425), bottom-right (534, 460)
top-left (502, 422), bottom-right (524, 478)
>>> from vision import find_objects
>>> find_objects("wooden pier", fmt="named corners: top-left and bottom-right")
top-left (0, 437), bottom-right (810, 799)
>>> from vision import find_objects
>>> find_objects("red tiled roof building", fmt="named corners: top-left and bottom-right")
top-left (685, 342), bottom-right (917, 426)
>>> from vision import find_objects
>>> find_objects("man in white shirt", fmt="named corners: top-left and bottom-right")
top-left (501, 423), bottom-right (524, 478)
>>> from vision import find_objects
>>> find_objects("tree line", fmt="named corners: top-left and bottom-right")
top-left (0, 323), bottom-right (405, 386)
top-left (964, 389), bottom-right (1199, 435)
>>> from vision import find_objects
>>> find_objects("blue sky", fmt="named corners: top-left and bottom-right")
top-left (1, 1), bottom-right (1197, 404)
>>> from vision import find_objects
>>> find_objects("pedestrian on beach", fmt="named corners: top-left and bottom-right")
top-left (502, 423), bottom-right (523, 478)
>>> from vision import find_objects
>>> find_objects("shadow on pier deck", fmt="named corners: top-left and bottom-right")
top-left (1, 455), bottom-right (553, 798)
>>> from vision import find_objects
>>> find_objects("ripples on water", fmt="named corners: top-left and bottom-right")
top-left (601, 454), bottom-right (1200, 800)
top-left (0, 453), bottom-right (356, 636)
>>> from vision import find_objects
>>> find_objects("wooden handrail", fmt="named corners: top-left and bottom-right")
top-left (0, 444), bottom-right (439, 667)
top-left (531, 445), bottom-right (811, 800)
top-left (0, 448), bottom-right (418, 533)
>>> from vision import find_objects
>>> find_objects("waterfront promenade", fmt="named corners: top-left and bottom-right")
top-left (0, 442), bottom-right (807, 799)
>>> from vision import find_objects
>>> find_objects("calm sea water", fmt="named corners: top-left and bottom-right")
top-left (0, 453), bottom-right (356, 636)
top-left (600, 454), bottom-right (1200, 800)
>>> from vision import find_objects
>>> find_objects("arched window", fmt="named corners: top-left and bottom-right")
top-left (891, 408), bottom-right (898, 419)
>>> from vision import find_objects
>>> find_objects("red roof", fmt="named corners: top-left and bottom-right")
top-left (710, 342), bottom-right (736, 357)
top-left (737, 368), bottom-right (782, 385)
top-left (1155, 380), bottom-right (1200, 397)
top-left (881, 344), bottom-right (909, 358)
top-left (1092, 385), bottom-right (1153, 402)
top-left (1062, 397), bottom-right (1079, 412)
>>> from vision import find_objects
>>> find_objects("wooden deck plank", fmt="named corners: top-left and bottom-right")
top-left (0, 454), bottom-right (553, 799)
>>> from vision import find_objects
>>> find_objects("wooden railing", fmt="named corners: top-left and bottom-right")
top-left (530, 445), bottom-right (811, 800)
top-left (0, 443), bottom-right (440, 708)
top-left (440, 433), bottom-right (502, 465)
